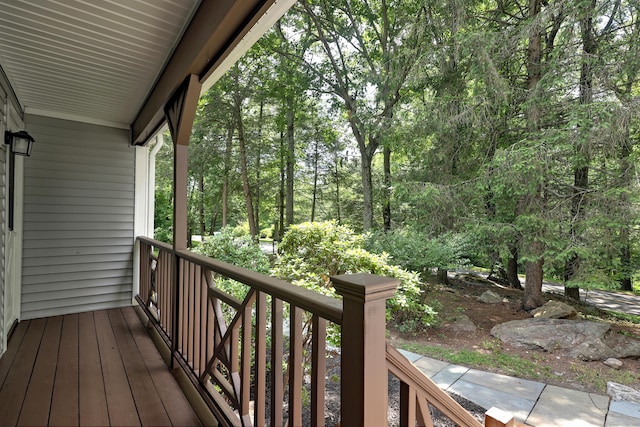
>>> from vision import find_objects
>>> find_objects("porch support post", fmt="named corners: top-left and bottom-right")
top-left (332, 273), bottom-right (398, 427)
top-left (165, 74), bottom-right (201, 251)
top-left (164, 74), bottom-right (201, 369)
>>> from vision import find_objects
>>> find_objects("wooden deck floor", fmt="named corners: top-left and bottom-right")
top-left (0, 306), bottom-right (202, 426)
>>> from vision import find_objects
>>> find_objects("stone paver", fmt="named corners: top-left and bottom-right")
top-left (430, 363), bottom-right (468, 389)
top-left (461, 368), bottom-right (545, 401)
top-left (608, 400), bottom-right (640, 419)
top-left (399, 343), bottom-right (640, 427)
top-left (526, 385), bottom-right (608, 427)
top-left (605, 412), bottom-right (640, 427)
top-left (448, 379), bottom-right (536, 422)
top-left (412, 355), bottom-right (449, 377)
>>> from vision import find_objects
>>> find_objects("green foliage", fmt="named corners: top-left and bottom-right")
top-left (273, 221), bottom-right (437, 337)
top-left (365, 229), bottom-right (470, 274)
top-left (193, 227), bottom-right (271, 306)
top-left (195, 227), bottom-right (270, 274)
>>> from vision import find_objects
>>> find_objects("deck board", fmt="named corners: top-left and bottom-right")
top-left (108, 308), bottom-right (172, 426)
top-left (78, 311), bottom-right (110, 426)
top-left (50, 314), bottom-right (79, 426)
top-left (0, 307), bottom-right (202, 427)
top-left (18, 316), bottom-right (63, 426)
top-left (0, 318), bottom-right (46, 426)
top-left (94, 309), bottom-right (142, 427)
top-left (122, 307), bottom-right (202, 426)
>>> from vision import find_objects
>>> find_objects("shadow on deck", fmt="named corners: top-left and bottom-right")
top-left (0, 306), bottom-right (202, 426)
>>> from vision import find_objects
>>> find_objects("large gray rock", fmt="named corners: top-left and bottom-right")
top-left (607, 382), bottom-right (640, 404)
top-left (531, 300), bottom-right (578, 319)
top-left (478, 290), bottom-right (503, 304)
top-left (443, 314), bottom-right (477, 333)
top-left (490, 318), bottom-right (612, 360)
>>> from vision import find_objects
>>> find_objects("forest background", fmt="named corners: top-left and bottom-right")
top-left (154, 0), bottom-right (640, 310)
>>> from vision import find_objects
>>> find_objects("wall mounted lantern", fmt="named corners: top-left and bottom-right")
top-left (5, 130), bottom-right (35, 156)
top-left (4, 130), bottom-right (35, 230)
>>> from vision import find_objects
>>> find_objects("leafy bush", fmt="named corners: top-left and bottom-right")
top-left (194, 227), bottom-right (270, 305)
top-left (273, 221), bottom-right (437, 335)
top-left (365, 228), bottom-right (470, 274)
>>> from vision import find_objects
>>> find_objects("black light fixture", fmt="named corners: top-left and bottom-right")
top-left (4, 130), bottom-right (35, 230)
top-left (5, 130), bottom-right (35, 156)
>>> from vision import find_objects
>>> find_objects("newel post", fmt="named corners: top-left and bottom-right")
top-left (332, 273), bottom-right (399, 427)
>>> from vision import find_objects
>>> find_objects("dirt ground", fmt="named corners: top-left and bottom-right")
top-left (388, 273), bottom-right (640, 395)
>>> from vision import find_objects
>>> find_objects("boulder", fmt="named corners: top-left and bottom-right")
top-left (604, 358), bottom-right (623, 370)
top-left (490, 318), bottom-right (611, 360)
top-left (443, 314), bottom-right (477, 333)
top-left (478, 290), bottom-right (503, 304)
top-left (607, 382), bottom-right (640, 404)
top-left (531, 300), bottom-right (578, 319)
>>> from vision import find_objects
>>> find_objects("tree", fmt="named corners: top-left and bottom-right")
top-left (291, 0), bottom-right (426, 230)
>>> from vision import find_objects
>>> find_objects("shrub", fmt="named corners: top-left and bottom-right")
top-left (365, 228), bottom-right (470, 274)
top-left (193, 227), bottom-right (270, 306)
top-left (273, 221), bottom-right (437, 336)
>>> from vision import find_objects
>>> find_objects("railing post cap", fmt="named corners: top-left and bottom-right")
top-left (331, 273), bottom-right (399, 302)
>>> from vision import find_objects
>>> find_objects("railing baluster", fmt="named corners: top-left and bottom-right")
top-left (254, 291), bottom-right (266, 427)
top-left (311, 315), bottom-right (326, 427)
top-left (239, 290), bottom-right (254, 425)
top-left (194, 263), bottom-right (202, 373)
top-left (271, 298), bottom-right (284, 427)
top-left (289, 306), bottom-right (303, 427)
top-left (188, 261), bottom-right (195, 367)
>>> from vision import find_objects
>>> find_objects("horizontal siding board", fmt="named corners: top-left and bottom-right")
top-left (23, 260), bottom-right (132, 276)
top-left (24, 204), bottom-right (134, 215)
top-left (22, 284), bottom-right (133, 303)
top-left (23, 253), bottom-right (132, 268)
top-left (24, 230), bottom-right (133, 240)
top-left (22, 269), bottom-right (132, 286)
top-left (22, 277), bottom-right (132, 295)
top-left (22, 196), bottom-right (133, 207)
top-left (25, 213), bottom-right (133, 223)
top-left (24, 167), bottom-right (135, 185)
top-left (25, 177), bottom-right (133, 192)
top-left (22, 245), bottom-right (132, 258)
top-left (22, 115), bottom-right (135, 319)
top-left (23, 239), bottom-right (131, 250)
top-left (26, 221), bottom-right (133, 231)
top-left (26, 187), bottom-right (134, 199)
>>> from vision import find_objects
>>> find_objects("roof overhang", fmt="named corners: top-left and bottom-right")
top-left (132, 0), bottom-right (294, 145)
top-left (0, 0), bottom-right (294, 145)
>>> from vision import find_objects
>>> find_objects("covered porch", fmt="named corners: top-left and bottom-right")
top-left (0, 306), bottom-right (202, 426)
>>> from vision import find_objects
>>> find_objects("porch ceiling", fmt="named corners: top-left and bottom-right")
top-left (0, 0), bottom-right (291, 143)
top-left (0, 0), bottom-right (200, 129)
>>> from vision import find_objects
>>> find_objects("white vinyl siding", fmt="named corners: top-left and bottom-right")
top-left (22, 115), bottom-right (134, 319)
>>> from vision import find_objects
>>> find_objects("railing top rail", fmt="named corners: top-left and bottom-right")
top-left (136, 236), bottom-right (343, 324)
top-left (138, 236), bottom-right (173, 252)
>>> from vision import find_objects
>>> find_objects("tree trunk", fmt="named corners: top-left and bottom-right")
top-left (565, 0), bottom-right (595, 301)
top-left (311, 140), bottom-right (319, 222)
top-left (523, 248), bottom-right (545, 310)
top-left (521, 0), bottom-right (545, 310)
top-left (285, 94), bottom-right (295, 227)
top-left (507, 246), bottom-right (522, 289)
top-left (277, 131), bottom-right (285, 241)
top-left (198, 174), bottom-right (205, 236)
top-left (334, 152), bottom-right (341, 223)
top-left (383, 144), bottom-right (391, 232)
top-left (222, 124), bottom-right (232, 228)
top-left (234, 99), bottom-right (257, 239)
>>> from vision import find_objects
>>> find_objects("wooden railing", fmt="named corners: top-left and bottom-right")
top-left (136, 236), bottom-right (514, 427)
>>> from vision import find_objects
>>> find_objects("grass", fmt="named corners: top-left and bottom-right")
top-left (397, 341), bottom-right (559, 381)
top-left (570, 363), bottom-right (638, 393)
